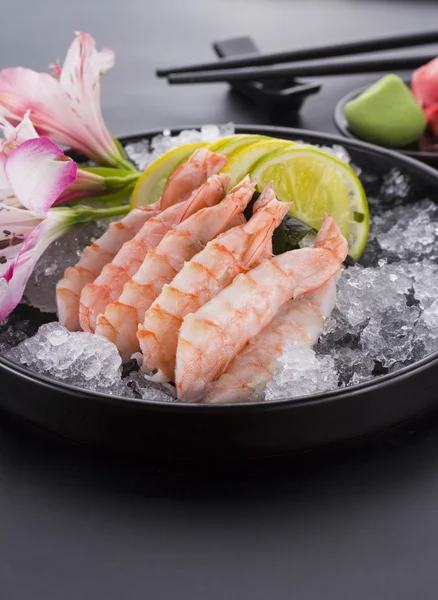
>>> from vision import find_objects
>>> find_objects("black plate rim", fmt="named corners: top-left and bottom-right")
top-left (2, 123), bottom-right (438, 412)
top-left (333, 80), bottom-right (438, 159)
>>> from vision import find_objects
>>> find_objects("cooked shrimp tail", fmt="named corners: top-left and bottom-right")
top-left (315, 213), bottom-right (349, 262)
top-left (159, 148), bottom-right (227, 210)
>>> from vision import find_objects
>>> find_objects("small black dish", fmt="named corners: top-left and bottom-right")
top-left (214, 36), bottom-right (321, 118)
top-left (2, 125), bottom-right (438, 461)
top-left (334, 79), bottom-right (438, 168)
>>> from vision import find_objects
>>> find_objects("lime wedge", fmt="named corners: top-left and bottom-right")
top-left (223, 138), bottom-right (295, 190)
top-left (250, 146), bottom-right (369, 259)
top-left (130, 141), bottom-right (208, 208)
top-left (208, 134), bottom-right (269, 156)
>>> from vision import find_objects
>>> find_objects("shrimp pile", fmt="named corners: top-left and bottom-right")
top-left (56, 149), bottom-right (348, 404)
top-left (56, 148), bottom-right (226, 332)
top-left (95, 176), bottom-right (253, 361)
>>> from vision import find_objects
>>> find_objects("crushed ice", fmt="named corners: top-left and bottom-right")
top-left (264, 198), bottom-right (438, 400)
top-left (124, 123), bottom-right (235, 171)
top-left (5, 322), bottom-right (173, 401)
top-left (1, 127), bottom-right (438, 402)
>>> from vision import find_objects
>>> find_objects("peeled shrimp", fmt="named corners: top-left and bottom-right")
top-left (138, 182), bottom-right (290, 381)
top-left (95, 175), bottom-right (254, 361)
top-left (57, 148), bottom-right (226, 331)
top-left (56, 206), bottom-right (159, 331)
top-left (159, 148), bottom-right (227, 210)
top-left (79, 173), bottom-right (228, 333)
top-left (175, 214), bottom-right (348, 402)
top-left (203, 276), bottom-right (338, 404)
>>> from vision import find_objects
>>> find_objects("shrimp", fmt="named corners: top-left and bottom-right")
top-left (56, 206), bottom-right (159, 331)
top-left (138, 182), bottom-right (290, 382)
top-left (175, 214), bottom-right (348, 402)
top-left (79, 173), bottom-right (229, 333)
top-left (95, 175), bottom-right (254, 361)
top-left (203, 276), bottom-right (338, 404)
top-left (56, 148), bottom-right (227, 332)
top-left (159, 148), bottom-right (227, 210)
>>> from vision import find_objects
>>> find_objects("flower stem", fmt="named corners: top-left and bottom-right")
top-left (88, 204), bottom-right (131, 218)
top-left (55, 203), bottom-right (131, 228)
top-left (73, 203), bottom-right (130, 222)
top-left (114, 156), bottom-right (138, 172)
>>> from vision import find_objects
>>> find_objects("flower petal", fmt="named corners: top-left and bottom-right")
top-left (0, 112), bottom-right (40, 201)
top-left (0, 203), bottom-right (42, 275)
top-left (0, 33), bottom-right (123, 167)
top-left (9, 110), bottom-right (39, 145)
top-left (58, 32), bottom-right (118, 162)
top-left (0, 110), bottom-right (39, 148)
top-left (0, 115), bottom-right (15, 140)
top-left (0, 154), bottom-right (10, 194)
top-left (0, 215), bottom-right (65, 320)
top-left (0, 67), bottom-right (103, 160)
top-left (5, 138), bottom-right (77, 217)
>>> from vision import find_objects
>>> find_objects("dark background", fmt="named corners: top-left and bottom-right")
top-left (2, 1), bottom-right (438, 598)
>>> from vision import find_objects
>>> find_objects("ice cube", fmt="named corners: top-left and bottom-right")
top-left (265, 344), bottom-right (339, 401)
top-left (414, 299), bottom-right (438, 356)
top-left (124, 139), bottom-right (151, 171)
top-left (6, 322), bottom-right (124, 393)
top-left (379, 168), bottom-right (411, 204)
top-left (360, 305), bottom-right (421, 368)
top-left (335, 262), bottom-right (413, 328)
top-left (376, 200), bottom-right (438, 260)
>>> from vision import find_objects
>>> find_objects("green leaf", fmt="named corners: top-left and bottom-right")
top-left (272, 213), bottom-right (316, 255)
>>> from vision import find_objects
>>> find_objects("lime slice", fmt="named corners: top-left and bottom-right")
top-left (130, 141), bottom-right (208, 208)
top-left (250, 146), bottom-right (369, 259)
top-left (208, 134), bottom-right (269, 156)
top-left (207, 135), bottom-right (242, 151)
top-left (223, 138), bottom-right (295, 190)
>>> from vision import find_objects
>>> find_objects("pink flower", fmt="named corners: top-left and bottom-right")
top-left (0, 138), bottom-right (77, 319)
top-left (0, 111), bottom-right (39, 204)
top-left (0, 32), bottom-right (132, 169)
top-left (0, 113), bottom-right (139, 207)
top-left (0, 136), bottom-right (130, 320)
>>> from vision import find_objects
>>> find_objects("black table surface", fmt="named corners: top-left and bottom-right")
top-left (2, 1), bottom-right (438, 598)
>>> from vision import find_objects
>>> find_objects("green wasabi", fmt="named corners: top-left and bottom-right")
top-left (344, 74), bottom-right (426, 148)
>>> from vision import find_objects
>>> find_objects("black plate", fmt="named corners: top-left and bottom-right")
top-left (1, 124), bottom-right (438, 461)
top-left (334, 81), bottom-right (438, 168)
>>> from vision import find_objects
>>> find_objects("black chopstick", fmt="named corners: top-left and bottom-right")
top-left (157, 30), bottom-right (438, 77)
top-left (166, 53), bottom-right (437, 85)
